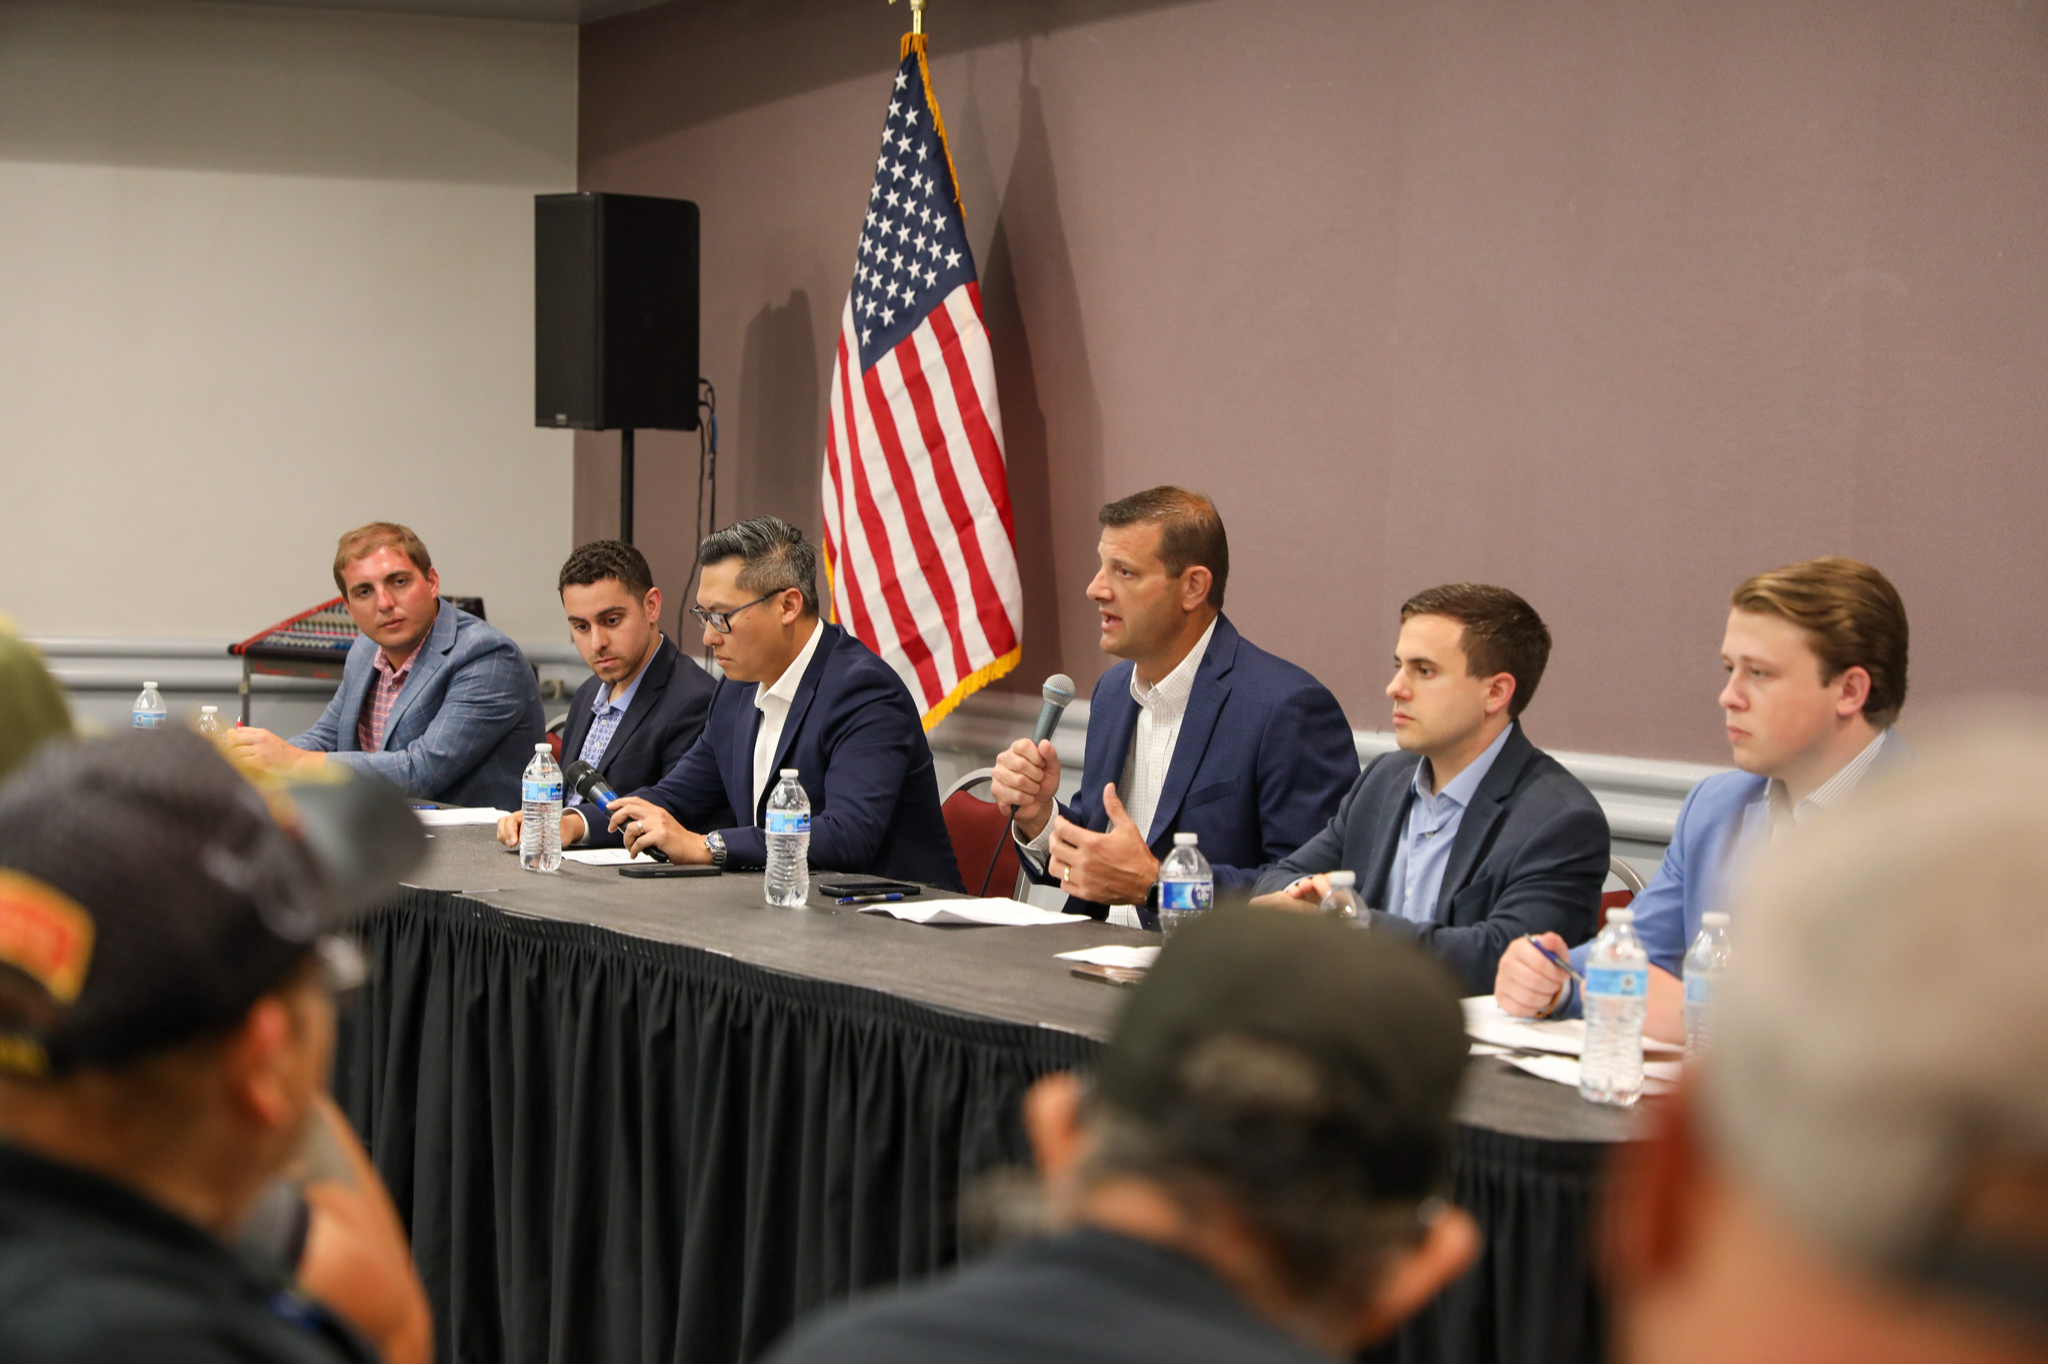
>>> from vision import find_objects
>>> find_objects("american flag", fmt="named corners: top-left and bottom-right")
top-left (820, 34), bottom-right (1023, 728)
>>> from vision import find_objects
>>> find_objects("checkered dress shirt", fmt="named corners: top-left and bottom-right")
top-left (356, 645), bottom-right (419, 754)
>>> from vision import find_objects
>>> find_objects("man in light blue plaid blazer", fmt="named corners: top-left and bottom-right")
top-left (292, 598), bottom-right (544, 810)
top-left (228, 524), bottom-right (545, 810)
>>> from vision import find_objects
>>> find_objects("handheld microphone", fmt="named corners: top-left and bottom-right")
top-left (981, 675), bottom-right (1076, 897)
top-left (563, 759), bottom-right (667, 862)
top-left (1031, 674), bottom-right (1076, 746)
top-left (564, 759), bottom-right (615, 809)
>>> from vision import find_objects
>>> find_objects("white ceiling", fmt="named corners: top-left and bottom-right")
top-left (177, 0), bottom-right (672, 23)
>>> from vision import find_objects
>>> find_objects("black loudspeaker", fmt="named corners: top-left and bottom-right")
top-left (535, 191), bottom-right (700, 432)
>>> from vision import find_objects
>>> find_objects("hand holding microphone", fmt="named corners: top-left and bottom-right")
top-left (989, 674), bottom-right (1073, 842)
top-left (565, 760), bottom-right (668, 861)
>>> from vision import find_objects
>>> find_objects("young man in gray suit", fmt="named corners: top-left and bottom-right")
top-left (1252, 584), bottom-right (1608, 994)
top-left (228, 522), bottom-right (545, 810)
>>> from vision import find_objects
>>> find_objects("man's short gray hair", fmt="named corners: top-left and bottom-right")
top-left (698, 516), bottom-right (820, 618)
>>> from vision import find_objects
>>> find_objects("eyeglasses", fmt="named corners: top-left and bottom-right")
top-left (688, 590), bottom-right (780, 635)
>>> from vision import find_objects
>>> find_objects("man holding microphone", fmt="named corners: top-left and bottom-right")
top-left (992, 487), bottom-right (1356, 926)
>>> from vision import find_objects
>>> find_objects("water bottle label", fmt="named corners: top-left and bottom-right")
top-left (766, 811), bottom-right (810, 835)
top-left (522, 780), bottom-right (562, 804)
top-left (133, 713), bottom-right (165, 728)
top-left (1158, 879), bottom-right (1212, 912)
top-left (1684, 972), bottom-right (1713, 1007)
top-left (1587, 966), bottom-right (1647, 999)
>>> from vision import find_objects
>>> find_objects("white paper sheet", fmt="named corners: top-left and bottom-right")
top-left (1461, 995), bottom-right (1683, 1056)
top-left (855, 898), bottom-right (1089, 927)
top-left (1503, 1051), bottom-right (1681, 1095)
top-left (415, 807), bottom-right (510, 828)
top-left (562, 848), bottom-right (655, 866)
top-left (1054, 945), bottom-right (1162, 971)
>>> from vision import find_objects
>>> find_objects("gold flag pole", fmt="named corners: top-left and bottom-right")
top-left (888, 0), bottom-right (926, 35)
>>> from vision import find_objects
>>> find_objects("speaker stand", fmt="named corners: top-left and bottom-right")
top-left (619, 427), bottom-right (636, 543)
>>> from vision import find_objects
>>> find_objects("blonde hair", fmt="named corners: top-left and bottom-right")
top-left (1731, 557), bottom-right (1909, 727)
top-left (332, 523), bottom-right (432, 594)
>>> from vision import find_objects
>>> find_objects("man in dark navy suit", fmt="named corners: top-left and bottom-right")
top-left (495, 541), bottom-right (716, 851)
top-left (1253, 584), bottom-right (1608, 994)
top-left (569, 517), bottom-right (961, 890)
top-left (991, 487), bottom-right (1358, 926)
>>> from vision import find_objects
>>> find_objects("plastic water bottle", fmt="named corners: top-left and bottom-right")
top-left (1580, 907), bottom-right (1650, 1106)
top-left (1682, 911), bottom-right (1733, 1062)
top-left (1155, 832), bottom-right (1214, 939)
top-left (764, 769), bottom-right (811, 906)
top-left (519, 743), bottom-right (563, 873)
top-left (131, 681), bottom-right (167, 729)
top-left (1318, 870), bottom-right (1367, 926)
top-left (196, 705), bottom-right (225, 738)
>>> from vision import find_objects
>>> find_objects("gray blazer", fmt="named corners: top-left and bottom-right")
top-left (293, 600), bottom-right (545, 810)
top-left (1255, 723), bottom-right (1609, 993)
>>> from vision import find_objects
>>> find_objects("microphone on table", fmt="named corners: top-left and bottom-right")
top-left (980, 674), bottom-right (1076, 897)
top-left (564, 759), bottom-right (668, 862)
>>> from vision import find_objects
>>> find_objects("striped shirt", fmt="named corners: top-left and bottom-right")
top-left (1768, 728), bottom-right (1892, 834)
top-left (356, 643), bottom-right (421, 754)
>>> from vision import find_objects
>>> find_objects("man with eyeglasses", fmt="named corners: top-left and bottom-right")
top-left (531, 516), bottom-right (961, 889)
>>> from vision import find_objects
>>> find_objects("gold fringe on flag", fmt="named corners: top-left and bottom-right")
top-left (921, 644), bottom-right (1021, 732)
top-left (902, 34), bottom-right (968, 224)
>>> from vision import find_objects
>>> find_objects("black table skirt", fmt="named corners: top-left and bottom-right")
top-left (337, 888), bottom-right (1614, 1363)
top-left (336, 889), bottom-right (1096, 1361)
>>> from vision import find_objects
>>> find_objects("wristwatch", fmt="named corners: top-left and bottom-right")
top-left (702, 831), bottom-right (728, 869)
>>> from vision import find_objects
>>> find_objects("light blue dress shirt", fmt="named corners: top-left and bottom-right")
top-left (567, 640), bottom-right (659, 806)
top-left (1382, 722), bottom-right (1517, 923)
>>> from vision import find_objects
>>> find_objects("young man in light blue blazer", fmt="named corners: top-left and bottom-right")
top-left (1494, 557), bottom-right (1910, 1043)
top-left (227, 522), bottom-right (545, 810)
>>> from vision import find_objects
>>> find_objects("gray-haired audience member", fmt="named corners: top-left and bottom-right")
top-left (570, 516), bottom-right (963, 888)
top-left (1608, 711), bottom-right (2048, 1360)
top-left (770, 908), bottom-right (1479, 1362)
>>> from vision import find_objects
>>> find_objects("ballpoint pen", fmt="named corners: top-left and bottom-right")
top-left (838, 892), bottom-right (907, 906)
top-left (1522, 933), bottom-right (1586, 985)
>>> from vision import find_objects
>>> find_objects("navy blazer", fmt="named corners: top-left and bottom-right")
top-left (293, 600), bottom-right (544, 810)
top-left (1255, 723), bottom-right (1609, 994)
top-left (562, 635), bottom-right (718, 848)
top-left (628, 622), bottom-right (963, 890)
top-left (1039, 614), bottom-right (1359, 925)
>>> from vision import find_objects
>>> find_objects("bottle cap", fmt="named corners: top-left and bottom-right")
top-left (1701, 911), bottom-right (1731, 927)
top-left (1329, 870), bottom-right (1356, 887)
top-left (1606, 907), bottom-right (1635, 925)
top-left (781, 768), bottom-right (800, 778)
top-left (535, 742), bottom-right (550, 752)
top-left (200, 706), bottom-right (217, 714)
top-left (143, 682), bottom-right (158, 690)
top-left (1173, 832), bottom-right (1198, 846)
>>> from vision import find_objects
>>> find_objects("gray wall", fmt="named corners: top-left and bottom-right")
top-left (580, 0), bottom-right (2048, 764)
top-left (0, 0), bottom-right (579, 646)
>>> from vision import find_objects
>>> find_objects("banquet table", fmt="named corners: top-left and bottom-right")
top-left (333, 826), bottom-right (1639, 1362)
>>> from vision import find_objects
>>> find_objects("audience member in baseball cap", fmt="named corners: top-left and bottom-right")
top-left (770, 905), bottom-right (1480, 1362)
top-left (0, 728), bottom-right (423, 1362)
top-left (1607, 708), bottom-right (2048, 1360)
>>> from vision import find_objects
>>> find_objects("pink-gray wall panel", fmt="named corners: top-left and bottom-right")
top-left (578, 0), bottom-right (2048, 762)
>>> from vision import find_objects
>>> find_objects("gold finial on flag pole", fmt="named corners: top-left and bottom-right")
top-left (889, 0), bottom-right (926, 36)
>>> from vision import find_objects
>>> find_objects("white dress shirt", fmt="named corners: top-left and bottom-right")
top-left (751, 620), bottom-right (824, 822)
top-left (1025, 618), bottom-right (1217, 928)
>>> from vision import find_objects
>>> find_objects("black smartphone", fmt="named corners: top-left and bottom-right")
top-left (816, 877), bottom-right (921, 898)
top-left (619, 864), bottom-right (722, 879)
